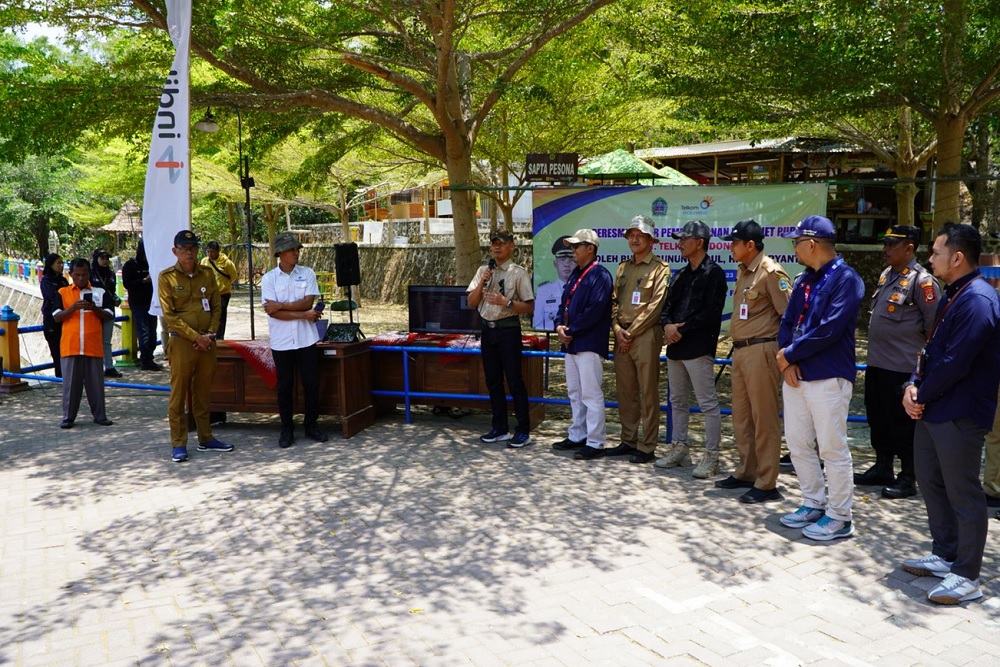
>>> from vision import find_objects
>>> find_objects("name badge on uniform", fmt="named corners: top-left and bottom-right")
top-left (739, 303), bottom-right (749, 320)
top-left (201, 286), bottom-right (210, 312)
top-left (631, 290), bottom-right (641, 305)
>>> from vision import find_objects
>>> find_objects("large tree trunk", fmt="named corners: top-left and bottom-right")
top-left (934, 113), bottom-right (966, 225)
top-left (31, 215), bottom-right (49, 261)
top-left (968, 120), bottom-right (991, 229)
top-left (446, 150), bottom-right (483, 283)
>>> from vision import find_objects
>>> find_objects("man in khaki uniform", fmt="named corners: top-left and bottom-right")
top-left (716, 220), bottom-right (792, 503)
top-left (159, 229), bottom-right (233, 463)
top-left (605, 216), bottom-right (670, 464)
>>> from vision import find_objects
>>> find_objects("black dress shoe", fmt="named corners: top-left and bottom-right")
top-left (715, 475), bottom-right (754, 489)
top-left (60, 420), bottom-right (74, 429)
top-left (141, 362), bottom-right (163, 371)
top-left (605, 443), bottom-right (639, 457)
top-left (573, 446), bottom-right (605, 460)
top-left (552, 437), bottom-right (586, 450)
top-left (104, 368), bottom-right (123, 378)
top-left (279, 430), bottom-right (295, 449)
top-left (305, 427), bottom-right (329, 443)
top-left (93, 418), bottom-right (114, 426)
top-left (629, 450), bottom-right (656, 464)
top-left (739, 487), bottom-right (784, 504)
top-left (854, 465), bottom-right (895, 487)
top-left (882, 476), bottom-right (917, 499)
top-left (986, 495), bottom-right (1000, 508)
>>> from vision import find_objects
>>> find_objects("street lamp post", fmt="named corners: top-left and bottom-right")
top-left (194, 108), bottom-right (257, 339)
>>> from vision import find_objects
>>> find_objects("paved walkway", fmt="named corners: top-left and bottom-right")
top-left (2, 297), bottom-right (1000, 665)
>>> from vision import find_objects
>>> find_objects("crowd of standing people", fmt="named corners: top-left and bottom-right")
top-left (470, 214), bottom-right (1000, 606)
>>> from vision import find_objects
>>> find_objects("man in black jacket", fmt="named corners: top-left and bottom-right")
top-left (655, 220), bottom-right (728, 479)
top-left (122, 240), bottom-right (162, 371)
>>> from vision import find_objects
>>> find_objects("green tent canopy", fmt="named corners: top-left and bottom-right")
top-left (578, 149), bottom-right (697, 185)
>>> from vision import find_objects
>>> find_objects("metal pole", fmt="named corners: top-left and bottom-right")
top-left (237, 108), bottom-right (256, 340)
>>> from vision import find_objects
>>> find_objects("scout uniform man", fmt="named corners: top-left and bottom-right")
top-left (715, 220), bottom-right (792, 503)
top-left (159, 229), bottom-right (234, 463)
top-left (605, 215), bottom-right (670, 464)
top-left (856, 225), bottom-right (939, 499)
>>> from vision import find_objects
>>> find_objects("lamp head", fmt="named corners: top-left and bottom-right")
top-left (194, 109), bottom-right (220, 133)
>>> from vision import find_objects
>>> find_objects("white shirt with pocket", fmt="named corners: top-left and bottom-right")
top-left (261, 264), bottom-right (321, 351)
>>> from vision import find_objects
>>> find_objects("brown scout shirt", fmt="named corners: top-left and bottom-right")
top-left (611, 252), bottom-right (671, 338)
top-left (158, 262), bottom-right (222, 342)
top-left (730, 252), bottom-right (791, 341)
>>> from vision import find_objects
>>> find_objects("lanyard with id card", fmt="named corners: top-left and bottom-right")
top-left (200, 286), bottom-right (211, 312)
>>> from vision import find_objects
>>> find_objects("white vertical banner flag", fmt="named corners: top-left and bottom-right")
top-left (143, 0), bottom-right (192, 317)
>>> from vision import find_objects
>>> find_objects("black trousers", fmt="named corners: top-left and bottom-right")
top-left (272, 344), bottom-right (320, 430)
top-left (864, 366), bottom-right (914, 478)
top-left (480, 326), bottom-right (530, 435)
top-left (914, 418), bottom-right (989, 580)
top-left (44, 325), bottom-right (62, 378)
top-left (217, 294), bottom-right (231, 340)
top-left (132, 303), bottom-right (158, 364)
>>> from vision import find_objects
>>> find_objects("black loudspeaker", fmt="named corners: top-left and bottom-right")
top-left (334, 242), bottom-right (361, 286)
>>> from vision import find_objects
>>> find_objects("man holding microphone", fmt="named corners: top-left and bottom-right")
top-left (466, 230), bottom-right (535, 448)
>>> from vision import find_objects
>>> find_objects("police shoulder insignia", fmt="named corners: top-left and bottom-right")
top-left (878, 275), bottom-right (886, 286)
top-left (901, 267), bottom-right (910, 275)
top-left (921, 281), bottom-right (936, 302)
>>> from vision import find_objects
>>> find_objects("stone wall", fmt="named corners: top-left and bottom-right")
top-left (300, 243), bottom-right (534, 304)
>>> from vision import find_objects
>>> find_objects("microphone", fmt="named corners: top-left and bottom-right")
top-left (484, 258), bottom-right (496, 288)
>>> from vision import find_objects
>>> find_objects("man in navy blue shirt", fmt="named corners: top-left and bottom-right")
top-left (901, 223), bottom-right (1000, 605)
top-left (551, 229), bottom-right (614, 461)
top-left (776, 215), bottom-right (864, 541)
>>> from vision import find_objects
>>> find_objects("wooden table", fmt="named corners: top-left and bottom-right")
top-left (370, 344), bottom-right (546, 429)
top-left (210, 340), bottom-right (375, 438)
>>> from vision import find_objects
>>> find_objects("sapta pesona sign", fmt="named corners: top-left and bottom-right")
top-left (525, 153), bottom-right (579, 182)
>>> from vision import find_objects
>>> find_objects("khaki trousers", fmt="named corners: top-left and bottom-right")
top-left (983, 384), bottom-right (1000, 498)
top-left (614, 326), bottom-right (663, 452)
top-left (167, 338), bottom-right (216, 447)
top-left (731, 341), bottom-right (782, 490)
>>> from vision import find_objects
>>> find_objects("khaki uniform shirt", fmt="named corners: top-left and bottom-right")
top-left (158, 262), bottom-right (222, 342)
top-left (466, 259), bottom-right (534, 321)
top-left (611, 253), bottom-right (670, 338)
top-left (201, 252), bottom-right (238, 295)
top-left (730, 252), bottom-right (792, 341)
top-left (867, 259), bottom-right (939, 372)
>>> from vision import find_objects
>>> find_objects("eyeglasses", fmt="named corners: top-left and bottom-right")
top-left (791, 237), bottom-right (814, 247)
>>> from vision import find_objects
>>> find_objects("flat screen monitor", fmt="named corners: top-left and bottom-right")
top-left (408, 285), bottom-right (480, 334)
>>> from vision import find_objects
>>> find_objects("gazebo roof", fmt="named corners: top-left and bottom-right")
top-left (100, 200), bottom-right (142, 233)
top-left (579, 149), bottom-right (697, 185)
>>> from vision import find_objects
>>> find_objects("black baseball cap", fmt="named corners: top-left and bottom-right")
top-left (173, 229), bottom-right (201, 247)
top-left (671, 220), bottom-right (712, 241)
top-left (490, 230), bottom-right (514, 243)
top-left (722, 219), bottom-right (764, 243)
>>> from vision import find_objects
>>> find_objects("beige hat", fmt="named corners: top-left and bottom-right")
top-left (564, 229), bottom-right (600, 248)
top-left (627, 215), bottom-right (655, 237)
top-left (273, 231), bottom-right (303, 256)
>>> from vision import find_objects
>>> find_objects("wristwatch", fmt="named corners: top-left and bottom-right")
top-left (507, 298), bottom-right (514, 308)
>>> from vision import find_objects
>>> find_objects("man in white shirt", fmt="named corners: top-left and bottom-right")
top-left (261, 231), bottom-right (326, 448)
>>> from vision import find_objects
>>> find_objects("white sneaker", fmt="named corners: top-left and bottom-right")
top-left (654, 443), bottom-right (691, 468)
top-left (928, 573), bottom-right (983, 605)
top-left (902, 554), bottom-right (953, 579)
top-left (779, 505), bottom-right (825, 529)
top-left (801, 515), bottom-right (854, 541)
top-left (691, 453), bottom-right (719, 479)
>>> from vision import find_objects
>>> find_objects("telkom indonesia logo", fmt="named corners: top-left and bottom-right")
top-left (700, 196), bottom-right (715, 210)
top-left (155, 145), bottom-right (185, 184)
